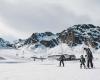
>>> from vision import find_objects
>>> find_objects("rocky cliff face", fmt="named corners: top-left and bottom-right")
top-left (59, 24), bottom-right (100, 49)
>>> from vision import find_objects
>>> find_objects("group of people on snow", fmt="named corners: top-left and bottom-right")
top-left (80, 48), bottom-right (93, 69)
top-left (59, 47), bottom-right (94, 69)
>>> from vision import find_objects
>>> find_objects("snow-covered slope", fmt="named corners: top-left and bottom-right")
top-left (0, 53), bottom-right (100, 80)
top-left (14, 32), bottom-right (59, 49)
top-left (0, 38), bottom-right (12, 48)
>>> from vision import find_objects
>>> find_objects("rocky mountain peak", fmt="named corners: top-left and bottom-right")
top-left (12, 24), bottom-right (100, 49)
top-left (59, 24), bottom-right (100, 49)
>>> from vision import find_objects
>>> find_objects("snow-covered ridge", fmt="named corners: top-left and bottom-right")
top-left (0, 38), bottom-right (12, 48)
top-left (1, 24), bottom-right (100, 50)
top-left (14, 32), bottom-right (59, 48)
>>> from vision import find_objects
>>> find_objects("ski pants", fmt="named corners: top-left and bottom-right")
top-left (80, 63), bottom-right (86, 69)
top-left (87, 59), bottom-right (93, 68)
top-left (60, 60), bottom-right (64, 67)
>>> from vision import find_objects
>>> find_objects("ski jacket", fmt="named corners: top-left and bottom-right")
top-left (84, 48), bottom-right (93, 60)
top-left (59, 55), bottom-right (66, 61)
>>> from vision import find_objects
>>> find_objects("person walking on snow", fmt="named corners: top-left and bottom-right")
top-left (59, 55), bottom-right (66, 67)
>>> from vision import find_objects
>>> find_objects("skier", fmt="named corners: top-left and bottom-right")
top-left (84, 48), bottom-right (93, 68)
top-left (80, 55), bottom-right (86, 69)
top-left (59, 55), bottom-right (66, 67)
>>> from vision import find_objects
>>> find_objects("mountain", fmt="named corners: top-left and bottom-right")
top-left (13, 39), bottom-right (25, 48)
top-left (0, 24), bottom-right (100, 59)
top-left (14, 24), bottom-right (100, 49)
top-left (59, 24), bottom-right (100, 49)
top-left (0, 38), bottom-right (13, 48)
top-left (14, 32), bottom-right (59, 49)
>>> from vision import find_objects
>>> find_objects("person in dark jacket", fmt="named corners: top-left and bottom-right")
top-left (59, 55), bottom-right (66, 67)
top-left (80, 55), bottom-right (86, 69)
top-left (84, 48), bottom-right (93, 68)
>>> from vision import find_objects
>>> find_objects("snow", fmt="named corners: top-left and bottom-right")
top-left (38, 35), bottom-right (57, 41)
top-left (0, 59), bottom-right (100, 80)
top-left (48, 43), bottom-right (90, 58)
top-left (33, 33), bottom-right (57, 41)
top-left (0, 43), bottom-right (97, 60)
top-left (17, 43), bottom-right (87, 58)
top-left (0, 43), bottom-right (100, 80)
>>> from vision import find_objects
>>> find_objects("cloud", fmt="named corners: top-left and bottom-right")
top-left (0, 20), bottom-right (27, 40)
top-left (0, 0), bottom-right (100, 41)
top-left (0, 16), bottom-right (28, 41)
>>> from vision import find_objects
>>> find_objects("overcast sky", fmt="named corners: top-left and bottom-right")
top-left (0, 0), bottom-right (100, 41)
